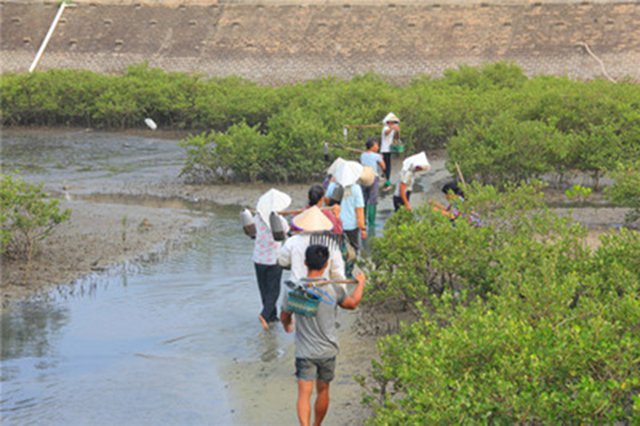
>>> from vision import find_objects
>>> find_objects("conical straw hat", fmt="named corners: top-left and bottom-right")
top-left (382, 112), bottom-right (400, 124)
top-left (327, 157), bottom-right (346, 176)
top-left (359, 165), bottom-right (375, 187)
top-left (335, 161), bottom-right (364, 187)
top-left (292, 206), bottom-right (334, 232)
top-left (256, 188), bottom-right (292, 228)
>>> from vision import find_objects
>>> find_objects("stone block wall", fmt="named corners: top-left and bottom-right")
top-left (1, 1), bottom-right (638, 83)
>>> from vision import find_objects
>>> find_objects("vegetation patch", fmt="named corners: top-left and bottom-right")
top-left (359, 182), bottom-right (640, 423)
top-left (3, 63), bottom-right (638, 185)
top-left (1, 173), bottom-right (71, 283)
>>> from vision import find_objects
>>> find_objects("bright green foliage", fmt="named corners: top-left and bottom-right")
top-left (363, 183), bottom-right (639, 423)
top-left (565, 184), bottom-right (593, 204)
top-left (208, 122), bottom-right (272, 183)
top-left (3, 62), bottom-right (639, 183)
top-left (0, 173), bottom-right (71, 259)
top-left (605, 162), bottom-right (640, 224)
top-left (447, 115), bottom-right (567, 184)
top-left (177, 131), bottom-right (218, 183)
top-left (367, 181), bottom-right (579, 304)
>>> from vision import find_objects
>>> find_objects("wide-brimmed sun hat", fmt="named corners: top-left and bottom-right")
top-left (256, 188), bottom-right (292, 228)
top-left (292, 206), bottom-right (334, 232)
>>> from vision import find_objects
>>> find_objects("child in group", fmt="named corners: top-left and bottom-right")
top-left (280, 244), bottom-right (366, 426)
top-left (359, 137), bottom-right (386, 227)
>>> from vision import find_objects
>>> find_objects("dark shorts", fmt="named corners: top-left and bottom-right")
top-left (295, 357), bottom-right (337, 382)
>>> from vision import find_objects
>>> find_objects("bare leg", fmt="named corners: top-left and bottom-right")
top-left (258, 314), bottom-right (269, 330)
top-left (297, 379), bottom-right (314, 426)
top-left (313, 380), bottom-right (330, 426)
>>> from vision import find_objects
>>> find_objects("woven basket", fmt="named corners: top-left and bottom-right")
top-left (288, 288), bottom-right (321, 316)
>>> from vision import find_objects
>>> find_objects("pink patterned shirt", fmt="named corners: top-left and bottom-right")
top-left (252, 214), bottom-right (289, 265)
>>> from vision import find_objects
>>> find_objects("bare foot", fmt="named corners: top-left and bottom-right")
top-left (258, 315), bottom-right (269, 330)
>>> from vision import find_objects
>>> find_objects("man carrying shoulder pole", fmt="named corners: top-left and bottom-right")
top-left (280, 244), bottom-right (366, 426)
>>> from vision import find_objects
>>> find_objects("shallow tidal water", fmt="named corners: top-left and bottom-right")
top-left (0, 129), bottom-right (453, 425)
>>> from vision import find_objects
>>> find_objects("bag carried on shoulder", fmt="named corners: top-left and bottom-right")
top-left (288, 287), bottom-right (321, 316)
top-left (287, 284), bottom-right (336, 317)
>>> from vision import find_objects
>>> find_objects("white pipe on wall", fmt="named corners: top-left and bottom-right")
top-left (28, 2), bottom-right (68, 73)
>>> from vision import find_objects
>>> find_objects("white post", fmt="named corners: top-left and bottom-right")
top-left (28, 1), bottom-right (68, 73)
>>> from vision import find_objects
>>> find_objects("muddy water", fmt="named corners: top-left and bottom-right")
top-left (0, 129), bottom-right (452, 425)
top-left (1, 213), bottom-right (273, 424)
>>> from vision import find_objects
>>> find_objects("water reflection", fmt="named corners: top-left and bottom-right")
top-left (0, 203), bottom-right (295, 423)
top-left (1, 299), bottom-right (68, 363)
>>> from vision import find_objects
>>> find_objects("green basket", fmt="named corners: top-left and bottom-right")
top-left (288, 288), bottom-right (321, 316)
top-left (390, 145), bottom-right (405, 154)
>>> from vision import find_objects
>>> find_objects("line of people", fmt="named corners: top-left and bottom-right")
top-left (244, 185), bottom-right (366, 426)
top-left (242, 112), bottom-right (433, 425)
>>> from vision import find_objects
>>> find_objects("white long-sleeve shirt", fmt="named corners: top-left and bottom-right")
top-left (278, 234), bottom-right (345, 283)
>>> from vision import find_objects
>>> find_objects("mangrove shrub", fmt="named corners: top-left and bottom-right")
top-left (605, 161), bottom-right (640, 225)
top-left (362, 182), bottom-right (640, 423)
top-left (1, 173), bottom-right (71, 262)
top-left (2, 63), bottom-right (639, 184)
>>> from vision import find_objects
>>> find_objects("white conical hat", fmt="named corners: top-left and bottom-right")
top-left (256, 189), bottom-right (292, 227)
top-left (383, 112), bottom-right (400, 124)
top-left (327, 157), bottom-right (346, 176)
top-left (402, 152), bottom-right (431, 173)
top-left (292, 206), bottom-right (334, 232)
top-left (335, 161), bottom-right (364, 187)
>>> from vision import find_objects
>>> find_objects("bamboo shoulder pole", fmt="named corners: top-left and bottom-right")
top-left (344, 124), bottom-right (384, 129)
top-left (301, 279), bottom-right (358, 287)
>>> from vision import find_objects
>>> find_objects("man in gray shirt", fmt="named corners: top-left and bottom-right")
top-left (280, 244), bottom-right (366, 426)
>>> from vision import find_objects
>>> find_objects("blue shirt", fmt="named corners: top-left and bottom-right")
top-left (360, 152), bottom-right (383, 174)
top-left (326, 182), bottom-right (364, 231)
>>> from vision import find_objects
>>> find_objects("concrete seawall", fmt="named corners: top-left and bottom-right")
top-left (2, 0), bottom-right (638, 83)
